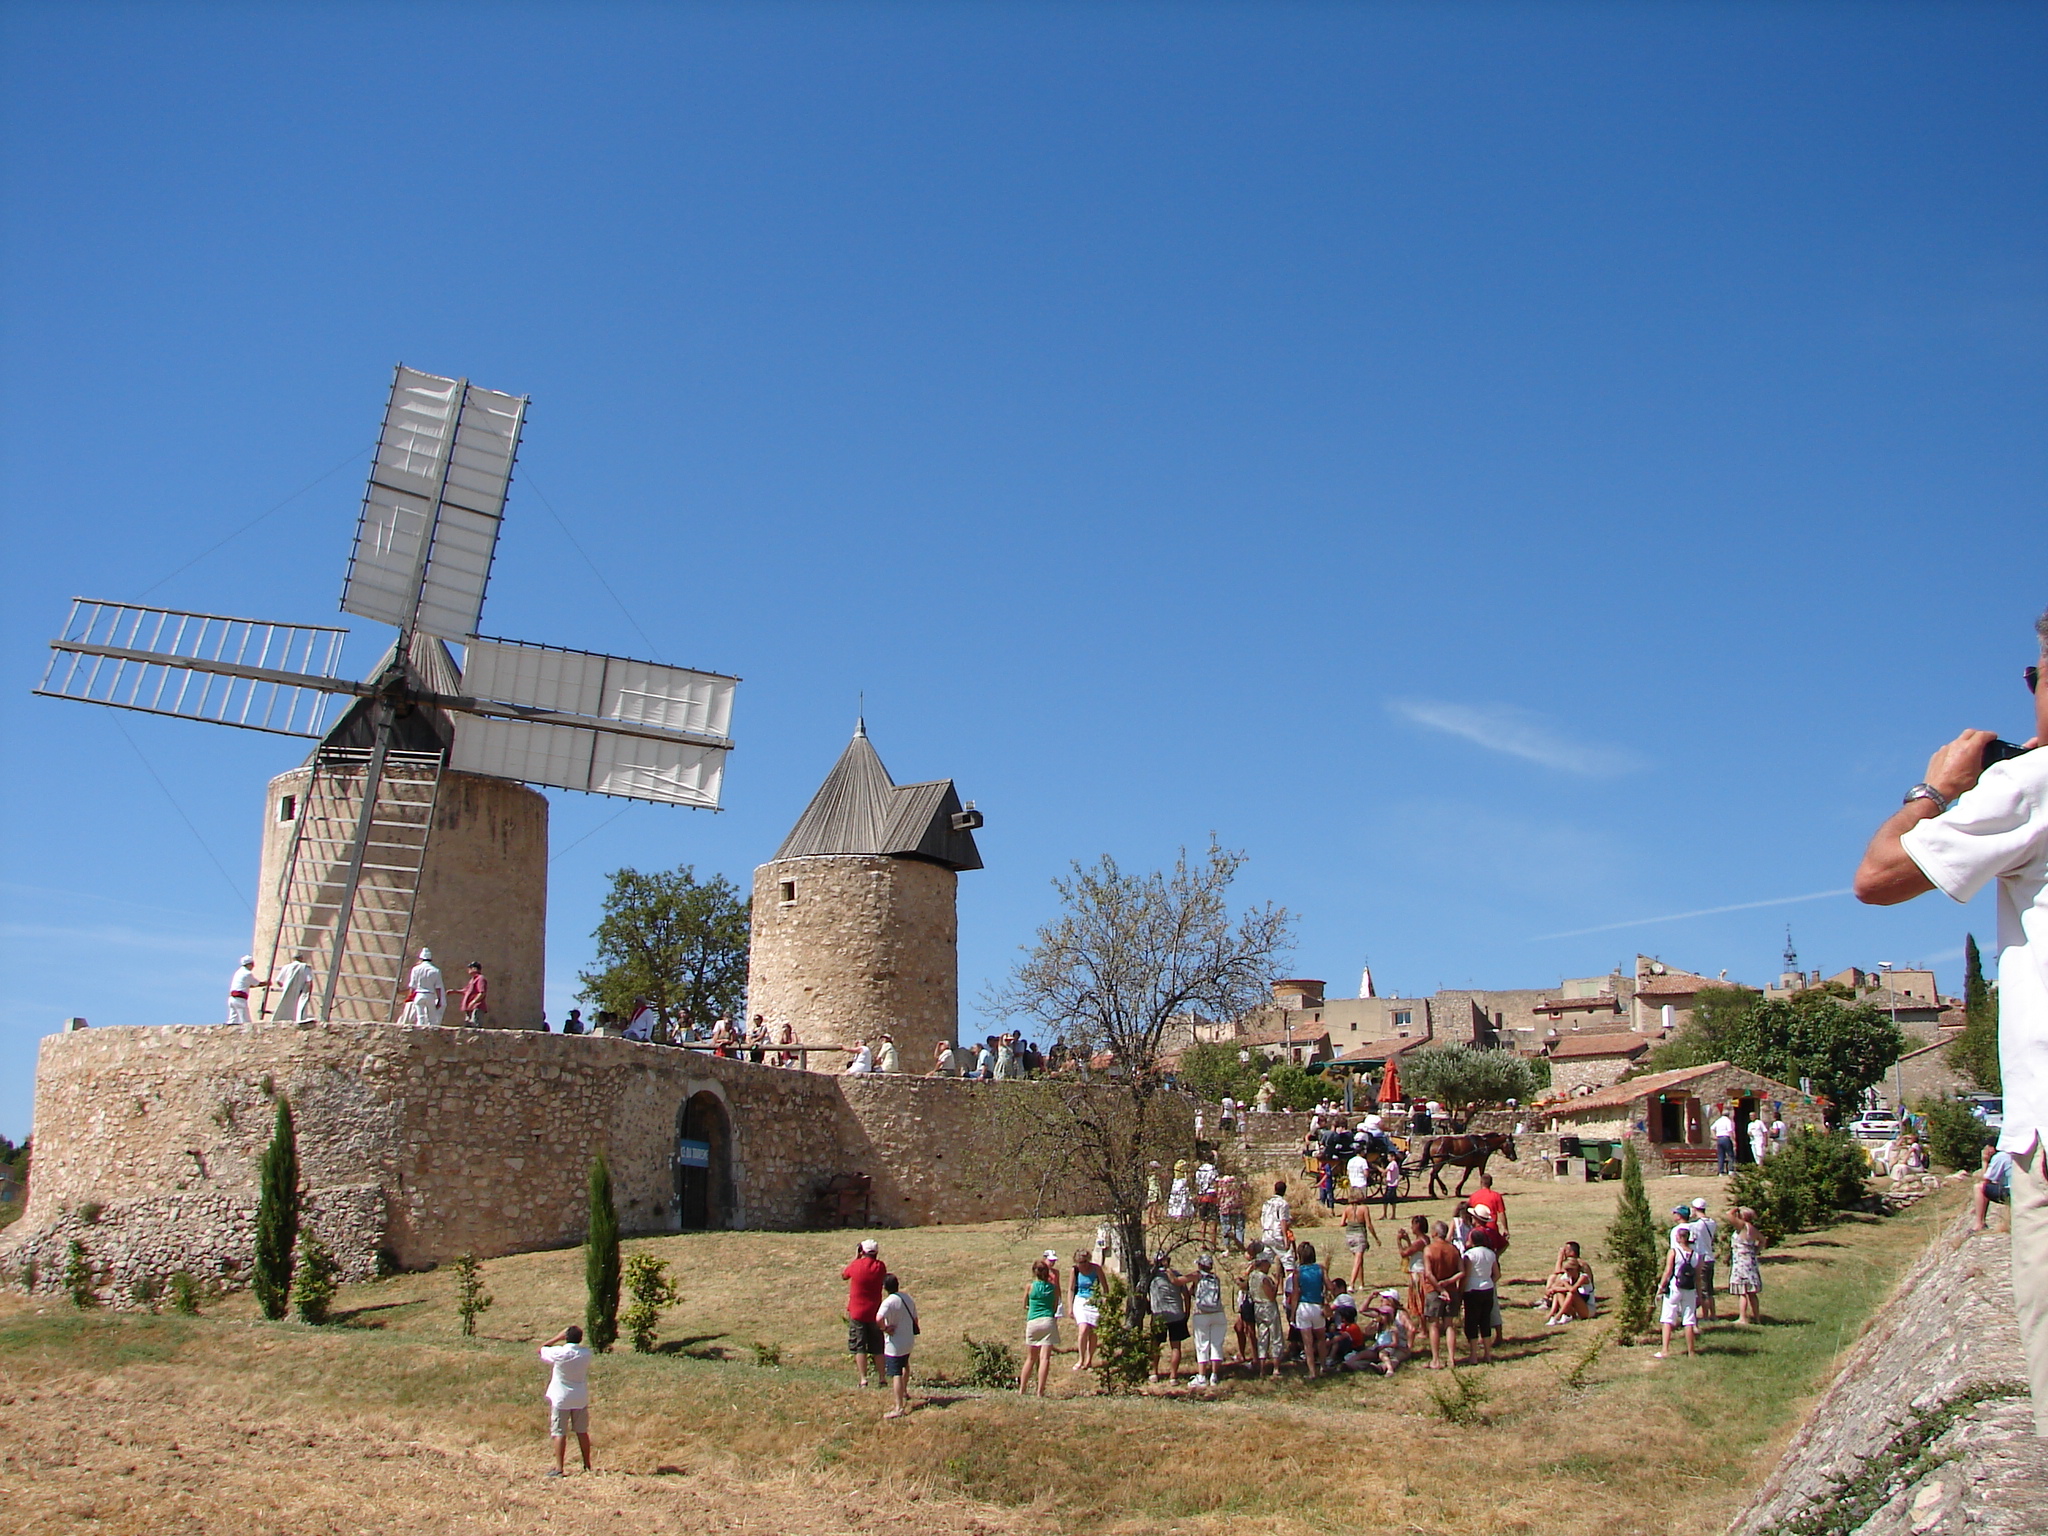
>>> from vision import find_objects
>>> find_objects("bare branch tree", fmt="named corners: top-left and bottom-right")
top-left (986, 843), bottom-right (1291, 1281)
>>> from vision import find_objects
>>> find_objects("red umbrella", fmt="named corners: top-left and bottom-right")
top-left (1379, 1057), bottom-right (1401, 1105)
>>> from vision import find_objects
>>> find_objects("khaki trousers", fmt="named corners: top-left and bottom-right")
top-left (2016, 1143), bottom-right (2048, 1436)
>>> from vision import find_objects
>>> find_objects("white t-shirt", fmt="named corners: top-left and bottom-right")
top-left (540, 1343), bottom-right (592, 1407)
top-left (876, 1292), bottom-right (918, 1356)
top-left (1711, 1115), bottom-right (1736, 1141)
top-left (1346, 1154), bottom-right (1371, 1190)
top-left (1903, 750), bottom-right (2048, 1155)
top-left (1462, 1245), bottom-right (1498, 1292)
top-left (1260, 1195), bottom-right (1291, 1242)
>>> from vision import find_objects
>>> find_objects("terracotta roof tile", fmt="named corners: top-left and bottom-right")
top-left (1545, 1034), bottom-right (1649, 1060)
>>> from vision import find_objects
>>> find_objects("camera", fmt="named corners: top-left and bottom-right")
top-left (1983, 738), bottom-right (2036, 769)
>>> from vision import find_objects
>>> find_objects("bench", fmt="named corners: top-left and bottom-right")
top-left (1658, 1146), bottom-right (1723, 1174)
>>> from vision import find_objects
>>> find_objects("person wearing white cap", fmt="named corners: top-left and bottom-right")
top-left (226, 955), bottom-right (268, 1024)
top-left (842, 1238), bottom-right (887, 1389)
top-left (269, 951), bottom-right (316, 1023)
top-left (1187, 1253), bottom-right (1228, 1387)
top-left (1687, 1197), bottom-right (1719, 1321)
top-left (401, 947), bottom-right (445, 1027)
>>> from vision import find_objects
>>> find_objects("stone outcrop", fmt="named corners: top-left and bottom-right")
top-left (1729, 1208), bottom-right (2048, 1536)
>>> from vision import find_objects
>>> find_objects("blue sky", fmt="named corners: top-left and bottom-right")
top-left (2, 2), bottom-right (2042, 1139)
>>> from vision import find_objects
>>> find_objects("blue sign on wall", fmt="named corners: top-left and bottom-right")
top-left (676, 1139), bottom-right (711, 1169)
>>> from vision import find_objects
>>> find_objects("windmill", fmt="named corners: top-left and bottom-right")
top-left (36, 365), bottom-right (737, 1024)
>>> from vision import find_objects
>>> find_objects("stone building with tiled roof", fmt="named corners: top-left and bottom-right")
top-left (1543, 1060), bottom-right (1823, 1175)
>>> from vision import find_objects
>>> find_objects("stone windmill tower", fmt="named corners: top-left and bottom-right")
top-left (746, 723), bottom-right (983, 1066)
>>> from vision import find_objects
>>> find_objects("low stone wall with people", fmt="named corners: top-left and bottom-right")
top-left (1729, 1209), bottom-right (2048, 1536)
top-left (0, 1021), bottom-right (1116, 1300)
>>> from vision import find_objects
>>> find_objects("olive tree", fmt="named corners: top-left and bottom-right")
top-left (578, 865), bottom-right (750, 1040)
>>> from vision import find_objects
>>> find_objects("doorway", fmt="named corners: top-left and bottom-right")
top-left (675, 1091), bottom-right (734, 1230)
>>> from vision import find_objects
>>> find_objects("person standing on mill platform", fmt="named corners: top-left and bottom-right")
top-left (226, 955), bottom-right (268, 1024)
top-left (460, 962), bottom-right (489, 1026)
top-left (401, 948), bottom-right (445, 1026)
top-left (1853, 607), bottom-right (2048, 1435)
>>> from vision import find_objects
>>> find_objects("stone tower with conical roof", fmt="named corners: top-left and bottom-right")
top-left (746, 723), bottom-right (982, 1068)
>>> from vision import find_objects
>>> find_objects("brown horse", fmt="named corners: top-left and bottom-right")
top-left (1418, 1132), bottom-right (1518, 1198)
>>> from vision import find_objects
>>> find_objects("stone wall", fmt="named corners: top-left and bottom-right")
top-left (0, 1021), bottom-right (1107, 1298)
top-left (1730, 1209), bottom-right (2047, 1536)
top-left (1546, 1054), bottom-right (1640, 1097)
top-left (253, 768), bottom-right (549, 1029)
top-left (747, 854), bottom-right (957, 1069)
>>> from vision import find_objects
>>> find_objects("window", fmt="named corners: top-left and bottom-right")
top-left (1392, 1010), bottom-right (1411, 1029)
top-left (778, 880), bottom-right (796, 904)
top-left (277, 795), bottom-right (296, 823)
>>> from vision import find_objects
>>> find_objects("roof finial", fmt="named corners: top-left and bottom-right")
top-left (856, 690), bottom-right (866, 738)
top-left (1782, 925), bottom-right (1798, 973)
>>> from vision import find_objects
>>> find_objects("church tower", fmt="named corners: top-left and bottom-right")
top-left (746, 723), bottom-right (983, 1067)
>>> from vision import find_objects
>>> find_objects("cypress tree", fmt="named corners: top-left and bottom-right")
top-left (252, 1097), bottom-right (300, 1320)
top-left (1964, 934), bottom-right (1989, 1018)
top-left (1602, 1140), bottom-right (1660, 1341)
top-left (584, 1152), bottom-right (621, 1352)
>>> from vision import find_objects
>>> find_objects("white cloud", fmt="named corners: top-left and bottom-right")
top-left (1389, 700), bottom-right (1645, 777)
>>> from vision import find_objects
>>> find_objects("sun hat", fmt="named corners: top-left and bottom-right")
top-left (1691, 1197), bottom-right (1709, 1211)
top-left (859, 1238), bottom-right (878, 1253)
top-left (1043, 1249), bottom-right (1060, 1263)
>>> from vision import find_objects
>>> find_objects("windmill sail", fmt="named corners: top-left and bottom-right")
top-left (37, 599), bottom-right (352, 738)
top-left (340, 366), bottom-right (527, 642)
top-left (451, 636), bottom-right (736, 808)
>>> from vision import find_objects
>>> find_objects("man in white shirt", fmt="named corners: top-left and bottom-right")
top-left (875, 1273), bottom-right (919, 1420)
top-left (1854, 608), bottom-right (2048, 1434)
top-left (1749, 1115), bottom-right (1771, 1165)
top-left (268, 952), bottom-right (315, 1023)
top-left (1711, 1110), bottom-right (1738, 1175)
top-left (226, 956), bottom-right (267, 1024)
top-left (1687, 1197), bottom-right (1720, 1320)
top-left (400, 948), bottom-right (445, 1027)
top-left (874, 1034), bottom-right (899, 1074)
top-left (538, 1324), bottom-right (594, 1476)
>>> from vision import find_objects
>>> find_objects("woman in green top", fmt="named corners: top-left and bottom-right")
top-left (1021, 1258), bottom-right (1061, 1396)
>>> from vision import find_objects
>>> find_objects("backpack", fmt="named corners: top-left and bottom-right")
top-left (1673, 1257), bottom-right (1696, 1292)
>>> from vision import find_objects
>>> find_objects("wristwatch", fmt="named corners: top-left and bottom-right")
top-left (1903, 783), bottom-right (1955, 813)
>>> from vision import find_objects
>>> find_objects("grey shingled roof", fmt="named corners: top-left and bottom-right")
top-left (773, 723), bottom-right (983, 871)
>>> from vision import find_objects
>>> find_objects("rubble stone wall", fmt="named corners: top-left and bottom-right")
top-left (0, 1021), bottom-right (1103, 1299)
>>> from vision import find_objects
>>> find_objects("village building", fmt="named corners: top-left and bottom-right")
top-left (1542, 1061), bottom-right (1824, 1175)
top-left (1541, 1031), bottom-right (1651, 1095)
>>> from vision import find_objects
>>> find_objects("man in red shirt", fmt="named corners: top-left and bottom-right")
top-left (1466, 1173), bottom-right (1509, 1240)
top-left (841, 1238), bottom-right (887, 1389)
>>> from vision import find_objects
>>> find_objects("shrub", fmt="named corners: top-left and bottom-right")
top-left (1263, 1063), bottom-right (1323, 1112)
top-left (293, 1232), bottom-right (340, 1324)
top-left (749, 1339), bottom-right (782, 1368)
top-left (1428, 1370), bottom-right (1491, 1426)
top-left (961, 1332), bottom-right (1021, 1390)
top-left (64, 1239), bottom-right (95, 1308)
top-left (1919, 1096), bottom-right (1996, 1173)
top-left (128, 1276), bottom-right (161, 1312)
top-left (584, 1154), bottom-right (621, 1352)
top-left (1774, 1127), bottom-right (1869, 1217)
top-left (252, 1098), bottom-right (300, 1321)
top-left (1726, 1163), bottom-right (1801, 1246)
top-left (168, 1271), bottom-right (203, 1316)
top-left (1089, 1274), bottom-right (1158, 1394)
top-left (1602, 1143), bottom-right (1660, 1341)
top-left (451, 1253), bottom-right (493, 1338)
top-left (621, 1253), bottom-right (678, 1353)
top-left (78, 1201), bottom-right (104, 1225)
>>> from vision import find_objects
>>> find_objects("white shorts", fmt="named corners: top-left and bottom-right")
top-left (1660, 1290), bottom-right (1698, 1328)
top-left (1294, 1303), bottom-right (1325, 1332)
top-left (1071, 1297), bottom-right (1100, 1328)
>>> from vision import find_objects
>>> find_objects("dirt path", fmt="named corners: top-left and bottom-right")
top-left (1, 1365), bottom-right (1022, 1536)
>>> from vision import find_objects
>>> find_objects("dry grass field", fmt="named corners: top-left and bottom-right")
top-left (0, 1173), bottom-right (1962, 1536)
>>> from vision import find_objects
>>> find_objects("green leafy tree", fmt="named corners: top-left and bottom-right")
top-left (292, 1232), bottom-right (340, 1324)
top-left (584, 1154), bottom-right (621, 1352)
top-left (1948, 935), bottom-right (2001, 1092)
top-left (1176, 1041), bottom-right (1260, 1104)
top-left (578, 865), bottom-right (750, 1040)
top-left (451, 1252), bottom-right (494, 1337)
top-left (1602, 1142), bottom-right (1660, 1340)
top-left (1087, 1274), bottom-right (1158, 1394)
top-left (1262, 1061), bottom-right (1323, 1110)
top-left (1727, 1127), bottom-right (1868, 1236)
top-left (1645, 985), bottom-right (1761, 1072)
top-left (985, 843), bottom-right (1292, 1280)
top-left (621, 1253), bottom-right (679, 1353)
top-left (1399, 1045), bottom-right (1540, 1109)
top-left (1727, 994), bottom-right (1903, 1120)
top-left (252, 1098), bottom-right (300, 1321)
top-left (1918, 1096), bottom-right (1996, 1173)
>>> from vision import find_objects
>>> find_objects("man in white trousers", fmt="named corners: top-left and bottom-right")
top-left (1854, 605), bottom-right (2048, 1436)
top-left (226, 956), bottom-right (267, 1024)
top-left (269, 952), bottom-right (316, 1023)
top-left (401, 947), bottom-right (446, 1026)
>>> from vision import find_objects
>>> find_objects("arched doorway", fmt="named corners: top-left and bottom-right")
top-left (675, 1091), bottom-right (734, 1230)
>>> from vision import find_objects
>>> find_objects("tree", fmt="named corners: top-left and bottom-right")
top-left (621, 1253), bottom-right (679, 1353)
top-left (293, 1232), bottom-right (340, 1324)
top-left (252, 1098), bottom-right (300, 1321)
top-left (579, 865), bottom-right (750, 1040)
top-left (1645, 985), bottom-right (1760, 1073)
top-left (1399, 1045), bottom-right (1540, 1109)
top-left (1602, 1142), bottom-right (1660, 1341)
top-left (1918, 1096), bottom-right (1997, 1173)
top-left (451, 1253), bottom-right (494, 1338)
top-left (1262, 1061), bottom-right (1323, 1111)
top-left (1175, 1041), bottom-right (1260, 1104)
top-left (584, 1153), bottom-right (621, 1352)
top-left (1725, 993), bottom-right (1903, 1120)
top-left (987, 843), bottom-right (1291, 1279)
top-left (1949, 934), bottom-right (2001, 1092)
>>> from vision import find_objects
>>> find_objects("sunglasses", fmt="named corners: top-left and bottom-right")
top-left (2030, 665), bottom-right (2040, 694)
